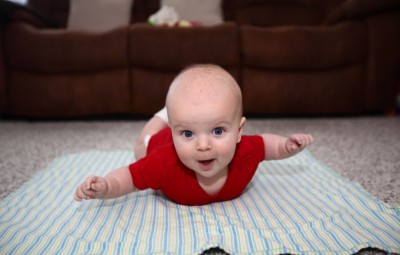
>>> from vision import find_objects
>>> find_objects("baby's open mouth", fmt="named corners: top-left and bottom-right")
top-left (199, 159), bottom-right (214, 165)
top-left (198, 159), bottom-right (215, 170)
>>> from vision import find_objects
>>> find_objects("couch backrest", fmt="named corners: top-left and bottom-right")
top-left (27, 0), bottom-right (235, 27)
top-left (27, 0), bottom-right (347, 28)
top-left (27, 0), bottom-right (161, 27)
top-left (234, 0), bottom-right (345, 26)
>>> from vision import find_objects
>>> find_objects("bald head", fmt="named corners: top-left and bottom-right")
top-left (166, 64), bottom-right (243, 118)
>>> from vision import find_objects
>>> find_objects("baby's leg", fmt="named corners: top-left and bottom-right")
top-left (134, 107), bottom-right (168, 160)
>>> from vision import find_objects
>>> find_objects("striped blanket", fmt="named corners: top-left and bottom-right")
top-left (0, 150), bottom-right (399, 254)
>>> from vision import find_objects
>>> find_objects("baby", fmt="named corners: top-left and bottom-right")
top-left (75, 64), bottom-right (313, 205)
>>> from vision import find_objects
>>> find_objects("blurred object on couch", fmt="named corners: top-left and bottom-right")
top-left (0, 0), bottom-right (399, 119)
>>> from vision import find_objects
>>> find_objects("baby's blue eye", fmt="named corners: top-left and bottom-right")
top-left (182, 130), bottom-right (193, 138)
top-left (212, 127), bottom-right (224, 136)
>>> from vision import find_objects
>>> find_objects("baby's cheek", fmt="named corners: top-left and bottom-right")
top-left (174, 143), bottom-right (193, 162)
top-left (218, 142), bottom-right (236, 161)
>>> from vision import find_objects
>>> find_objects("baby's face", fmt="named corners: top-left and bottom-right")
top-left (168, 90), bottom-right (244, 182)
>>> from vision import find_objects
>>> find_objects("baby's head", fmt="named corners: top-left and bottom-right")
top-left (166, 64), bottom-right (246, 181)
top-left (166, 64), bottom-right (243, 121)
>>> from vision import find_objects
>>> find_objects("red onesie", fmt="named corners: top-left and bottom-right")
top-left (129, 128), bottom-right (265, 205)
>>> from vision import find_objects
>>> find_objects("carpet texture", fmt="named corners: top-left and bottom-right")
top-left (1, 150), bottom-right (399, 254)
top-left (0, 116), bottom-right (399, 254)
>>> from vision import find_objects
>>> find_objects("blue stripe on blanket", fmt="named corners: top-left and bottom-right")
top-left (0, 150), bottom-right (399, 254)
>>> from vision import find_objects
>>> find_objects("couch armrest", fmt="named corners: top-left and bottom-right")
top-left (0, 25), bottom-right (6, 114)
top-left (0, 0), bottom-right (59, 28)
top-left (323, 0), bottom-right (400, 25)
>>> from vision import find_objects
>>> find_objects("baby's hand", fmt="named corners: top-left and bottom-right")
top-left (285, 134), bottom-right (314, 155)
top-left (74, 176), bottom-right (109, 202)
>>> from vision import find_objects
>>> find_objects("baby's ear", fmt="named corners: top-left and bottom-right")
top-left (237, 117), bottom-right (246, 143)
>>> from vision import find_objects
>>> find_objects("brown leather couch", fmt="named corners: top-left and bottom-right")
top-left (1, 0), bottom-right (399, 119)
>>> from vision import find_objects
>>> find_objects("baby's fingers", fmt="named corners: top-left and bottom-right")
top-left (74, 186), bottom-right (86, 202)
top-left (88, 176), bottom-right (108, 191)
top-left (85, 176), bottom-right (98, 190)
top-left (301, 134), bottom-right (314, 147)
top-left (90, 181), bottom-right (104, 192)
top-left (74, 192), bottom-right (82, 202)
top-left (295, 134), bottom-right (313, 146)
top-left (75, 183), bottom-right (95, 201)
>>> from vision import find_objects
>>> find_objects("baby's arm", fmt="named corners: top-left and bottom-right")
top-left (74, 166), bottom-right (135, 202)
top-left (134, 108), bottom-right (169, 160)
top-left (261, 133), bottom-right (313, 160)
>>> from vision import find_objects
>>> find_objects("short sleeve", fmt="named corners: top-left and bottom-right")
top-left (147, 127), bottom-right (173, 155)
top-left (239, 135), bottom-right (265, 162)
top-left (129, 147), bottom-right (170, 190)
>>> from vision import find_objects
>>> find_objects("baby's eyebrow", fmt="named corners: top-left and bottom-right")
top-left (214, 121), bottom-right (232, 127)
top-left (171, 120), bottom-right (232, 131)
top-left (171, 124), bottom-right (192, 131)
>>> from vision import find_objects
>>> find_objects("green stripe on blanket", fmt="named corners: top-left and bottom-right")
top-left (0, 150), bottom-right (399, 254)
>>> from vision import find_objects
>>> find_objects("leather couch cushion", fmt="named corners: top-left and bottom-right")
top-left (129, 22), bottom-right (239, 71)
top-left (241, 21), bottom-right (366, 70)
top-left (5, 23), bottom-right (128, 72)
top-left (236, 3), bottom-right (323, 26)
top-left (242, 64), bottom-right (364, 115)
top-left (7, 69), bottom-right (131, 117)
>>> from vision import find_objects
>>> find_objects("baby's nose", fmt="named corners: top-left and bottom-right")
top-left (196, 136), bottom-right (211, 151)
